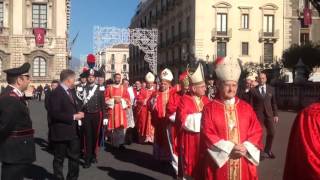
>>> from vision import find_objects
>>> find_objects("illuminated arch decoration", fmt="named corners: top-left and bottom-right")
top-left (93, 26), bottom-right (158, 74)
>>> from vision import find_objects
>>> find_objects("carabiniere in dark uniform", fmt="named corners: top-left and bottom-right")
top-left (81, 68), bottom-right (106, 168)
top-left (0, 63), bottom-right (35, 180)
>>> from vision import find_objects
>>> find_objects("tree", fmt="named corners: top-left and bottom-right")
top-left (282, 42), bottom-right (320, 70)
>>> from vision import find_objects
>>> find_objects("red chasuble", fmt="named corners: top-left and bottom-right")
top-left (176, 94), bottom-right (210, 178)
top-left (198, 98), bottom-right (263, 180)
top-left (283, 103), bottom-right (320, 180)
top-left (148, 89), bottom-right (171, 161)
top-left (105, 85), bottom-right (130, 130)
top-left (166, 91), bottom-right (184, 158)
top-left (135, 88), bottom-right (156, 143)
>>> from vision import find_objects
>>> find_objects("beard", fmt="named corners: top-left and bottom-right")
top-left (115, 81), bottom-right (120, 85)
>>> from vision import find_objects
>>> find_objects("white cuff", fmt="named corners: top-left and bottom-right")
top-left (169, 112), bottom-right (176, 122)
top-left (183, 113), bottom-right (202, 132)
top-left (243, 141), bottom-right (260, 166)
top-left (106, 98), bottom-right (115, 109)
top-left (207, 140), bottom-right (235, 168)
top-left (103, 119), bottom-right (109, 126)
top-left (121, 99), bottom-right (128, 109)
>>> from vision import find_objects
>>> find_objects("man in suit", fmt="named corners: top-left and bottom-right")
top-left (0, 63), bottom-right (36, 180)
top-left (238, 76), bottom-right (254, 103)
top-left (49, 69), bottom-right (84, 180)
top-left (250, 71), bottom-right (278, 159)
top-left (44, 80), bottom-right (59, 150)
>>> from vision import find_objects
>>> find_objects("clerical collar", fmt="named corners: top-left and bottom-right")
top-left (9, 84), bottom-right (24, 97)
top-left (224, 97), bottom-right (235, 105)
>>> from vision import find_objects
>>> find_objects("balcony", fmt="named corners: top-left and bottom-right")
top-left (260, 56), bottom-right (278, 64)
top-left (180, 31), bottom-right (191, 42)
top-left (259, 30), bottom-right (279, 43)
top-left (211, 28), bottom-right (232, 42)
top-left (174, 0), bottom-right (183, 6)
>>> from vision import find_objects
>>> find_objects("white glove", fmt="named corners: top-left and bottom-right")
top-left (103, 119), bottom-right (109, 126)
top-left (78, 120), bottom-right (82, 126)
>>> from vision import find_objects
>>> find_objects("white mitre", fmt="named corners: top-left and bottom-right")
top-left (214, 57), bottom-right (241, 82)
top-left (160, 68), bottom-right (173, 82)
top-left (189, 63), bottom-right (205, 85)
top-left (145, 72), bottom-right (155, 82)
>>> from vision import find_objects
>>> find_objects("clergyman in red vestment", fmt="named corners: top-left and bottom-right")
top-left (166, 70), bottom-right (190, 174)
top-left (105, 73), bottom-right (130, 149)
top-left (283, 102), bottom-right (320, 180)
top-left (176, 64), bottom-right (210, 179)
top-left (198, 57), bottom-right (263, 180)
top-left (148, 68), bottom-right (173, 161)
top-left (136, 72), bottom-right (156, 143)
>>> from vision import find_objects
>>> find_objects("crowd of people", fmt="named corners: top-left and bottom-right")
top-left (0, 54), bottom-right (319, 180)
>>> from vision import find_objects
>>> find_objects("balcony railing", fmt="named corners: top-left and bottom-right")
top-left (260, 56), bottom-right (278, 64)
top-left (259, 30), bottom-right (279, 42)
top-left (211, 28), bottom-right (232, 42)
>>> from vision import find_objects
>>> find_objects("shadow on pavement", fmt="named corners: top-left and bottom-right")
top-left (97, 166), bottom-right (157, 180)
top-left (104, 144), bottom-right (175, 177)
top-left (25, 164), bottom-right (55, 180)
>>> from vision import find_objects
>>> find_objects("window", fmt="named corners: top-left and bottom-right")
top-left (111, 64), bottom-right (115, 71)
top-left (0, 57), bottom-right (2, 76)
top-left (171, 25), bottom-right (175, 39)
top-left (32, 4), bottom-right (47, 28)
top-left (165, 29), bottom-right (169, 44)
top-left (241, 14), bottom-right (249, 29)
top-left (123, 64), bottom-right (127, 71)
top-left (217, 13), bottom-right (228, 35)
top-left (186, 16), bottom-right (190, 34)
top-left (300, 33), bottom-right (309, 45)
top-left (264, 43), bottom-right (274, 63)
top-left (33, 56), bottom-right (46, 77)
top-left (123, 54), bottom-right (127, 62)
top-left (178, 21), bottom-right (182, 38)
top-left (263, 15), bottom-right (274, 35)
top-left (217, 42), bottom-right (227, 57)
top-left (0, 2), bottom-right (3, 27)
top-left (111, 54), bottom-right (115, 64)
top-left (242, 42), bottom-right (249, 56)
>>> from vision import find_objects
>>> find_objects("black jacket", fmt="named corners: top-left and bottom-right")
top-left (250, 85), bottom-right (278, 121)
top-left (82, 84), bottom-right (106, 118)
top-left (49, 85), bottom-right (80, 141)
top-left (0, 86), bottom-right (36, 164)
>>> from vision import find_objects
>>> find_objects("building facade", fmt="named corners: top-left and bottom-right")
top-left (0, 0), bottom-right (71, 84)
top-left (284, 0), bottom-right (320, 48)
top-left (129, 0), bottom-right (285, 82)
top-left (101, 44), bottom-right (129, 80)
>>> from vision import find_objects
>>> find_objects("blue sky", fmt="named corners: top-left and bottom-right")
top-left (69, 0), bottom-right (140, 59)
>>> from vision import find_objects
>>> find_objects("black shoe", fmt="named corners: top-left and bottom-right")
top-left (91, 158), bottom-right (98, 164)
top-left (119, 145), bottom-right (126, 151)
top-left (83, 162), bottom-right (91, 169)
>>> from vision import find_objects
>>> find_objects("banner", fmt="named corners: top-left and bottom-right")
top-left (303, 8), bottom-right (312, 26)
top-left (33, 28), bottom-right (46, 47)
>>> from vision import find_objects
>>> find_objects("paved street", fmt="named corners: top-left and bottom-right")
top-left (1, 100), bottom-right (297, 180)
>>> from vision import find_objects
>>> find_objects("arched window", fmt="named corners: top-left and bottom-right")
top-left (0, 57), bottom-right (2, 76)
top-left (33, 56), bottom-right (46, 77)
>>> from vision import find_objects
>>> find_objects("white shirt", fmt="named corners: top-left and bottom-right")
top-left (259, 84), bottom-right (266, 95)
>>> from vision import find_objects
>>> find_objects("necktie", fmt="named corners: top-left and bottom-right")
top-left (261, 86), bottom-right (266, 96)
top-left (67, 89), bottom-right (75, 103)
